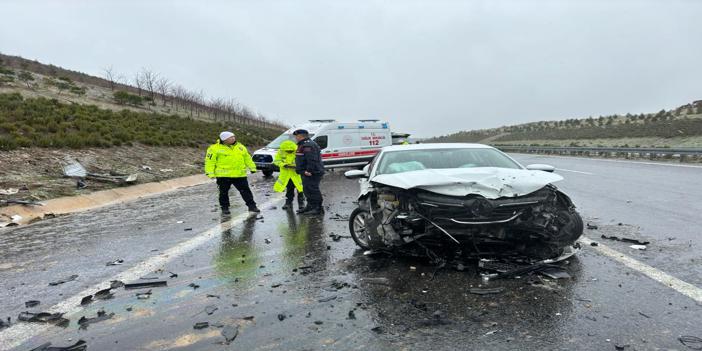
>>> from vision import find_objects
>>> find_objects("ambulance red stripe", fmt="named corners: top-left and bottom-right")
top-left (321, 149), bottom-right (380, 159)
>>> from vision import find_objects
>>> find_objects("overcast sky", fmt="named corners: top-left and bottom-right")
top-left (1, 0), bottom-right (701, 137)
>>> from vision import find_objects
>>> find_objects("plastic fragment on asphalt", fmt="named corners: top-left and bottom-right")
top-left (679, 335), bottom-right (702, 350)
top-left (277, 314), bottom-right (286, 321)
top-left (629, 244), bottom-right (647, 250)
top-left (123, 280), bottom-right (167, 289)
top-left (348, 310), bottom-right (356, 320)
top-left (221, 325), bottom-right (239, 345)
top-left (77, 310), bottom-right (114, 329)
top-left (193, 322), bottom-right (209, 329)
top-left (80, 295), bottom-right (93, 306)
top-left (29, 339), bottom-right (87, 351)
top-left (264, 238), bottom-right (272, 244)
top-left (205, 306), bottom-right (218, 315)
top-left (106, 259), bottom-right (124, 266)
top-left (11, 214), bottom-right (23, 223)
top-left (25, 300), bottom-right (40, 308)
top-left (0, 317), bottom-right (11, 329)
top-left (600, 234), bottom-right (650, 245)
top-left (135, 290), bottom-right (152, 299)
top-left (94, 287), bottom-right (114, 300)
top-left (169, 272), bottom-right (178, 278)
top-left (586, 223), bottom-right (598, 230)
top-left (48, 274), bottom-right (78, 286)
top-left (468, 287), bottom-right (505, 295)
top-left (17, 312), bottom-right (69, 327)
top-left (188, 283), bottom-right (200, 289)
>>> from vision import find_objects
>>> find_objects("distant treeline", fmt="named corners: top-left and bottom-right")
top-left (0, 93), bottom-right (280, 150)
top-left (430, 105), bottom-right (702, 143)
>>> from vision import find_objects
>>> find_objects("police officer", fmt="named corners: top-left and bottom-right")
top-left (205, 131), bottom-right (260, 215)
top-left (272, 140), bottom-right (305, 210)
top-left (293, 129), bottom-right (324, 215)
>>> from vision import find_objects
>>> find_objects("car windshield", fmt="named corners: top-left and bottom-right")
top-left (375, 148), bottom-right (522, 175)
top-left (266, 133), bottom-right (315, 149)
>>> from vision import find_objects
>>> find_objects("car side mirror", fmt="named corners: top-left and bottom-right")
top-left (345, 169), bottom-right (368, 179)
top-left (525, 164), bottom-right (556, 172)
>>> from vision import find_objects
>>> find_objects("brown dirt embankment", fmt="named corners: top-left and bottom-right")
top-left (0, 144), bottom-right (211, 203)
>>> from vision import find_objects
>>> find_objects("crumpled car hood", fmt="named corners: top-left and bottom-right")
top-left (369, 167), bottom-right (564, 199)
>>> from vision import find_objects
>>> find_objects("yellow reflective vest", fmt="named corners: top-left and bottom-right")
top-left (273, 140), bottom-right (303, 192)
top-left (204, 140), bottom-right (257, 178)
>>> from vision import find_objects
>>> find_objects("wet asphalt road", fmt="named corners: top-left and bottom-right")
top-left (0, 156), bottom-right (701, 351)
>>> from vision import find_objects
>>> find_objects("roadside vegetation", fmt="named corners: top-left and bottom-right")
top-left (0, 93), bottom-right (280, 150)
top-left (0, 53), bottom-right (286, 130)
top-left (429, 103), bottom-right (702, 147)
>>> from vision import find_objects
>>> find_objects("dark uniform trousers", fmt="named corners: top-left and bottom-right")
top-left (285, 179), bottom-right (305, 204)
top-left (302, 173), bottom-right (323, 208)
top-left (217, 177), bottom-right (255, 209)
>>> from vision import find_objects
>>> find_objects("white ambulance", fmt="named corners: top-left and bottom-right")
top-left (252, 119), bottom-right (392, 176)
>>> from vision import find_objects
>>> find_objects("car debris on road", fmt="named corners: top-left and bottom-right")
top-left (77, 310), bottom-right (114, 329)
top-left (29, 339), bottom-right (87, 351)
top-left (18, 312), bottom-right (69, 327)
top-left (48, 274), bottom-right (78, 286)
top-left (600, 234), bottom-right (650, 245)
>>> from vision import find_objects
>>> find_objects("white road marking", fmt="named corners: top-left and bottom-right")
top-left (0, 195), bottom-right (285, 350)
top-left (556, 168), bottom-right (594, 175)
top-left (579, 236), bottom-right (702, 304)
top-left (512, 153), bottom-right (702, 169)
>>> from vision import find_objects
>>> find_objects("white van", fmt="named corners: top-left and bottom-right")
top-left (252, 119), bottom-right (392, 176)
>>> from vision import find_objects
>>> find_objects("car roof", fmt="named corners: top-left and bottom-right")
top-left (381, 143), bottom-right (495, 152)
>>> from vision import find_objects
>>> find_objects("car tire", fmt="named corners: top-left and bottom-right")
top-left (349, 208), bottom-right (372, 250)
top-left (262, 170), bottom-right (274, 177)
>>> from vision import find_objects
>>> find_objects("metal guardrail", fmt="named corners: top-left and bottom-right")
top-left (494, 145), bottom-right (702, 161)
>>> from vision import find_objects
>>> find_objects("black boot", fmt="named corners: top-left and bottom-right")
top-left (296, 205), bottom-right (310, 214)
top-left (301, 206), bottom-right (322, 216)
top-left (248, 205), bottom-right (261, 213)
top-left (282, 200), bottom-right (293, 210)
top-left (297, 194), bottom-right (306, 210)
top-left (222, 208), bottom-right (231, 215)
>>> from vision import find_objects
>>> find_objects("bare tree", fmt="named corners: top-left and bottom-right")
top-left (140, 68), bottom-right (158, 102)
top-left (102, 65), bottom-right (117, 91)
top-left (133, 72), bottom-right (144, 96)
top-left (156, 77), bottom-right (170, 107)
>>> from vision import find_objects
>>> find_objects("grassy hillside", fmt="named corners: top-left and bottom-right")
top-left (0, 53), bottom-right (286, 131)
top-left (429, 104), bottom-right (702, 147)
top-left (0, 93), bottom-right (280, 150)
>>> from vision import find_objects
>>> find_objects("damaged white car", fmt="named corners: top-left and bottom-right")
top-left (344, 144), bottom-right (583, 260)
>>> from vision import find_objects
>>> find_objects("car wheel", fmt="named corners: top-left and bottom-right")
top-left (262, 170), bottom-right (274, 177)
top-left (349, 208), bottom-right (372, 250)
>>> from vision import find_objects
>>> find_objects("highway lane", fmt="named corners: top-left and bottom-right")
top-left (510, 154), bottom-right (702, 285)
top-left (0, 165), bottom-right (700, 350)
